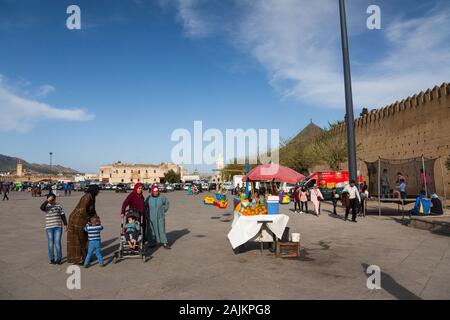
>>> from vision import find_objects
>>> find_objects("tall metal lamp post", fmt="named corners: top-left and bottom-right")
top-left (49, 152), bottom-right (53, 181)
top-left (339, 0), bottom-right (358, 182)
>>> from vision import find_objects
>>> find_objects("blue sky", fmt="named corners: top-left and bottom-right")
top-left (0, 0), bottom-right (449, 173)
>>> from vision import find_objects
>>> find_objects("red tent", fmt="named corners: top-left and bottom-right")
top-left (243, 164), bottom-right (306, 184)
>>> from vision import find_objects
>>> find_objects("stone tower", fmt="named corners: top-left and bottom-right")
top-left (216, 154), bottom-right (224, 171)
top-left (16, 161), bottom-right (23, 177)
top-left (215, 154), bottom-right (224, 182)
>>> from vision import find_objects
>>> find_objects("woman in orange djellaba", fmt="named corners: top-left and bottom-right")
top-left (67, 185), bottom-right (100, 264)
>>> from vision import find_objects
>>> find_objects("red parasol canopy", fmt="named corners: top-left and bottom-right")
top-left (243, 164), bottom-right (306, 184)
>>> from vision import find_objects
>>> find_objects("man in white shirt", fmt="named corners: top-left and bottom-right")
top-left (343, 180), bottom-right (361, 222)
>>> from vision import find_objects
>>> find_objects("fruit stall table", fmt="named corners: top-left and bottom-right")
top-left (227, 211), bottom-right (289, 252)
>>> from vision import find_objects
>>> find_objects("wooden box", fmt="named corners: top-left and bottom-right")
top-left (275, 241), bottom-right (300, 258)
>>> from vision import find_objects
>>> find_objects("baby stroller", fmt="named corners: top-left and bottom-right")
top-left (113, 209), bottom-right (148, 263)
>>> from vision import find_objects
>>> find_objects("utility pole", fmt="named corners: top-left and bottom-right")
top-left (49, 152), bottom-right (53, 181)
top-left (339, 0), bottom-right (358, 182)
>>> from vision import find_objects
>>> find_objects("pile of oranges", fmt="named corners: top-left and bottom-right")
top-left (241, 205), bottom-right (267, 216)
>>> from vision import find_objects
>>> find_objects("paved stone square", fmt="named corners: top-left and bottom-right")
top-left (0, 190), bottom-right (449, 299)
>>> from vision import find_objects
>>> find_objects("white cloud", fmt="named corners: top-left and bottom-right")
top-left (159, 0), bottom-right (214, 38)
top-left (163, 0), bottom-right (450, 110)
top-left (35, 84), bottom-right (56, 97)
top-left (0, 78), bottom-right (94, 133)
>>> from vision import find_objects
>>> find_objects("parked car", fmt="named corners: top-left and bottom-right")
top-left (115, 183), bottom-right (127, 193)
top-left (173, 183), bottom-right (182, 190)
top-left (183, 183), bottom-right (192, 191)
top-left (104, 183), bottom-right (113, 190)
top-left (223, 182), bottom-right (233, 191)
top-left (166, 184), bottom-right (174, 192)
top-left (208, 183), bottom-right (217, 192)
top-left (74, 181), bottom-right (90, 192)
top-left (157, 183), bottom-right (167, 193)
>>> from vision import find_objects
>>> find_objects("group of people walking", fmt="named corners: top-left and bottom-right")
top-left (292, 185), bottom-right (323, 216)
top-left (292, 180), bottom-right (368, 223)
top-left (40, 182), bottom-right (171, 267)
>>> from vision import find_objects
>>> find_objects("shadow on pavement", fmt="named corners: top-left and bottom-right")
top-left (389, 217), bottom-right (450, 237)
top-left (389, 217), bottom-right (410, 226)
top-left (431, 229), bottom-right (450, 237)
top-left (102, 244), bottom-right (120, 258)
top-left (328, 213), bottom-right (346, 221)
top-left (146, 228), bottom-right (191, 255)
top-left (167, 228), bottom-right (190, 245)
top-left (361, 263), bottom-right (422, 300)
top-left (298, 248), bottom-right (315, 261)
top-left (365, 208), bottom-right (412, 217)
top-left (101, 237), bottom-right (118, 249)
top-left (234, 242), bottom-right (273, 254)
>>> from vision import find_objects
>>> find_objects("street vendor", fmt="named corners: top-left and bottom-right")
top-left (270, 178), bottom-right (279, 195)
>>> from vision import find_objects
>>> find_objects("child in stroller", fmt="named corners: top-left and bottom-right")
top-left (113, 210), bottom-right (147, 263)
top-left (125, 215), bottom-right (141, 250)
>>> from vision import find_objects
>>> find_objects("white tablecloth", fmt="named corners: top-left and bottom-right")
top-left (227, 212), bottom-right (289, 249)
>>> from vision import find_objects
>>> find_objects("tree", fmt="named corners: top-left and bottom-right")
top-left (164, 169), bottom-right (181, 183)
top-left (279, 137), bottom-right (315, 175)
top-left (304, 122), bottom-right (361, 171)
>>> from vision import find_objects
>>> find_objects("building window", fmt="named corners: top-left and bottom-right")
top-left (110, 174), bottom-right (112, 178)
top-left (138, 179), bottom-right (140, 182)
top-left (154, 170), bottom-right (156, 173)
top-left (121, 179), bottom-right (124, 182)
top-left (146, 170), bottom-right (148, 173)
top-left (131, 179), bottom-right (133, 182)
top-left (138, 170), bottom-right (140, 174)
top-left (154, 178), bottom-right (156, 181)
top-left (124, 170), bottom-right (126, 173)
top-left (101, 170), bottom-right (104, 174)
top-left (131, 170), bottom-right (133, 173)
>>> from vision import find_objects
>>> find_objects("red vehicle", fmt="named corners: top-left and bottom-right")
top-left (299, 171), bottom-right (363, 200)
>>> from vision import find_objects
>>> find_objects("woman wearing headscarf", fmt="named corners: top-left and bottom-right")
top-left (121, 182), bottom-right (146, 237)
top-left (310, 185), bottom-right (324, 216)
top-left (67, 184), bottom-right (100, 264)
top-left (430, 193), bottom-right (443, 215)
top-left (145, 185), bottom-right (170, 249)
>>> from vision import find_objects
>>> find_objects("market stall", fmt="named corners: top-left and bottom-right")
top-left (227, 164), bottom-right (305, 253)
top-left (227, 210), bottom-right (289, 250)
